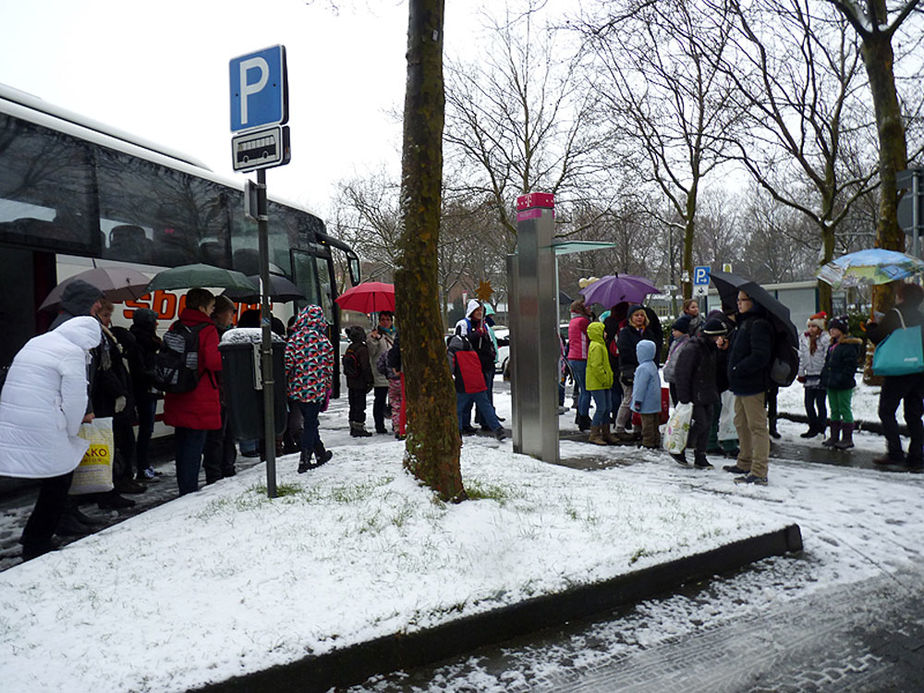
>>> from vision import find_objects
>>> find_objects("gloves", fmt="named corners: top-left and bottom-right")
top-left (114, 396), bottom-right (127, 414)
top-left (634, 401), bottom-right (642, 411)
top-left (797, 376), bottom-right (807, 384)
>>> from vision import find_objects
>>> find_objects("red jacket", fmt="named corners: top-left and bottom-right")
top-left (163, 308), bottom-right (222, 430)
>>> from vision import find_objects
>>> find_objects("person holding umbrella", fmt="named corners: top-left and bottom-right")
top-left (725, 290), bottom-right (774, 485)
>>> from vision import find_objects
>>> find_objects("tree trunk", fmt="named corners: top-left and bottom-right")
top-left (396, 0), bottom-right (465, 502)
top-left (682, 186), bottom-right (697, 301)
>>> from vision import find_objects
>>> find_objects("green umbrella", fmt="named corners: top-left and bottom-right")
top-left (145, 263), bottom-right (257, 293)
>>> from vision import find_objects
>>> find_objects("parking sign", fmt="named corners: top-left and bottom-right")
top-left (229, 45), bottom-right (288, 132)
top-left (693, 265), bottom-right (710, 285)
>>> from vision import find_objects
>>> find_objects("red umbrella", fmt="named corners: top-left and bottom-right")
top-left (334, 282), bottom-right (395, 313)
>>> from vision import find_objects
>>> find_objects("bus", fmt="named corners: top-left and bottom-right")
top-left (0, 83), bottom-right (360, 396)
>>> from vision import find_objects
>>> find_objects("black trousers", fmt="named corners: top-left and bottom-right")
top-left (804, 387), bottom-right (827, 432)
top-left (203, 405), bottom-right (236, 483)
top-left (880, 374), bottom-right (924, 464)
top-left (372, 386), bottom-right (389, 431)
top-left (21, 471), bottom-right (74, 554)
top-left (689, 403), bottom-right (715, 457)
top-left (348, 387), bottom-right (367, 423)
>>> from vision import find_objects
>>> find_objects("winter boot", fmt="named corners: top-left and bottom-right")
top-left (297, 449), bottom-right (312, 474)
top-left (834, 422), bottom-right (855, 450)
top-left (577, 413), bottom-right (592, 432)
top-left (313, 440), bottom-right (333, 466)
top-left (602, 423), bottom-right (618, 445)
top-left (350, 422), bottom-right (373, 438)
top-left (588, 425), bottom-right (607, 446)
top-left (822, 421), bottom-right (841, 447)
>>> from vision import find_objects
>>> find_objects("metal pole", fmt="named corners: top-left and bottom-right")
top-left (256, 168), bottom-right (277, 499)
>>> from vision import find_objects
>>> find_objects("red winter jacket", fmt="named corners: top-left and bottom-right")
top-left (163, 308), bottom-right (222, 430)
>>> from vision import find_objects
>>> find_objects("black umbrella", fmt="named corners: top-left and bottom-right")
top-left (710, 271), bottom-right (798, 348)
top-left (222, 274), bottom-right (306, 303)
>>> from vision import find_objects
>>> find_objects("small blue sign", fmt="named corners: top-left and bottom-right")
top-left (230, 45), bottom-right (288, 132)
top-left (693, 265), bottom-right (711, 285)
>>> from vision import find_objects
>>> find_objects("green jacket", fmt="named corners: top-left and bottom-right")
top-left (586, 322), bottom-right (614, 391)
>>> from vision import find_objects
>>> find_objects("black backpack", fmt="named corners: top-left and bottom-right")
top-left (342, 349), bottom-right (361, 379)
top-left (769, 333), bottom-right (799, 387)
top-left (153, 322), bottom-right (208, 393)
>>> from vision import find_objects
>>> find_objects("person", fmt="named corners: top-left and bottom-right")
top-left (0, 316), bottom-right (101, 560)
top-left (681, 298), bottom-right (703, 336)
top-left (343, 325), bottom-right (374, 437)
top-left (615, 305), bottom-right (660, 441)
top-left (820, 315), bottom-right (862, 450)
top-left (567, 300), bottom-right (593, 432)
top-left (454, 300), bottom-right (497, 431)
top-left (285, 304), bottom-right (334, 472)
top-left (867, 283), bottom-right (924, 469)
top-left (603, 302), bottom-right (628, 423)
top-left (663, 314), bottom-right (693, 404)
top-left (670, 317), bottom-right (728, 468)
top-left (367, 311), bottom-right (396, 434)
top-left (725, 290), bottom-right (774, 485)
top-left (126, 308), bottom-right (162, 480)
top-left (202, 295), bottom-right (237, 483)
top-left (385, 335), bottom-right (405, 438)
top-left (447, 332), bottom-right (505, 441)
top-left (162, 288), bottom-right (222, 495)
top-left (585, 322), bottom-right (615, 445)
top-left (707, 308), bottom-right (739, 458)
top-left (797, 312), bottom-right (830, 439)
top-left (630, 339), bottom-right (662, 449)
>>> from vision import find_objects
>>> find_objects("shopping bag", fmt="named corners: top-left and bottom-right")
top-left (69, 417), bottom-right (114, 495)
top-left (718, 390), bottom-right (737, 442)
top-left (664, 402), bottom-right (693, 454)
top-left (872, 310), bottom-right (924, 376)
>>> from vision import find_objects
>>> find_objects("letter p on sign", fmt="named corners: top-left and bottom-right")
top-left (229, 45), bottom-right (288, 132)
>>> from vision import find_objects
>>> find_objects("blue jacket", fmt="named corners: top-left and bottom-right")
top-left (631, 340), bottom-right (662, 414)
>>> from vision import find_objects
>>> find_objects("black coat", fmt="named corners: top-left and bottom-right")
top-left (727, 309), bottom-right (773, 396)
top-left (345, 341), bottom-right (374, 391)
top-left (673, 335), bottom-right (719, 405)
top-left (867, 303), bottom-right (924, 345)
top-left (617, 324), bottom-right (661, 375)
top-left (820, 337), bottom-right (862, 390)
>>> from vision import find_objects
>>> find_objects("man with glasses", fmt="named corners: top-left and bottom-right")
top-left (724, 291), bottom-right (774, 485)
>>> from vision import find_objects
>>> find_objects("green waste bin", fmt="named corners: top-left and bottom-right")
top-left (218, 328), bottom-right (287, 442)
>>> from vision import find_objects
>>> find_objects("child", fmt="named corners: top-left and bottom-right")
top-left (797, 312), bottom-right (830, 438)
top-left (447, 333), bottom-right (505, 441)
top-left (384, 336), bottom-right (406, 439)
top-left (630, 339), bottom-right (662, 448)
top-left (585, 322), bottom-right (615, 445)
top-left (343, 326), bottom-right (373, 437)
top-left (820, 315), bottom-right (862, 450)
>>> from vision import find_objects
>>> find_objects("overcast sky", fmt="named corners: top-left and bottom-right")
top-left (0, 0), bottom-right (503, 219)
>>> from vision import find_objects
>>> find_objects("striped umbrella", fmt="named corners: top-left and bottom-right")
top-left (817, 249), bottom-right (924, 288)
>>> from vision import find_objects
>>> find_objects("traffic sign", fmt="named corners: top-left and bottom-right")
top-left (693, 265), bottom-right (711, 285)
top-left (693, 284), bottom-right (708, 297)
top-left (230, 45), bottom-right (288, 132)
top-left (231, 125), bottom-right (290, 172)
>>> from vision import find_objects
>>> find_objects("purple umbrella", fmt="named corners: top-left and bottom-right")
top-left (578, 274), bottom-right (658, 308)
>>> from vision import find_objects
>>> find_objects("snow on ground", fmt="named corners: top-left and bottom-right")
top-left (1, 379), bottom-right (921, 692)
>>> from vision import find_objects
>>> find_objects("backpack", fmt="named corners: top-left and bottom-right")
top-left (342, 349), bottom-right (361, 379)
top-left (662, 336), bottom-right (690, 384)
top-left (376, 349), bottom-right (391, 378)
top-left (769, 333), bottom-right (799, 387)
top-left (153, 322), bottom-right (208, 393)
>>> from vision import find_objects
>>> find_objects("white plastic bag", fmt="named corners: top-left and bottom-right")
top-left (664, 402), bottom-right (693, 454)
top-left (718, 390), bottom-right (737, 442)
top-left (69, 417), bottom-right (114, 495)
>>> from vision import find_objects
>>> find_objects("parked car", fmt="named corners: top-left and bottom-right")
top-left (494, 327), bottom-right (510, 376)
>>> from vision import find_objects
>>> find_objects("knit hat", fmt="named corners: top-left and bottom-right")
top-left (828, 315), bottom-right (849, 334)
top-left (132, 308), bottom-right (157, 327)
top-left (671, 314), bottom-right (692, 334)
top-left (701, 317), bottom-right (729, 336)
top-left (806, 311), bottom-right (827, 330)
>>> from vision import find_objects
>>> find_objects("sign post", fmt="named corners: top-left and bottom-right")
top-left (897, 168), bottom-right (923, 257)
top-left (230, 45), bottom-right (290, 499)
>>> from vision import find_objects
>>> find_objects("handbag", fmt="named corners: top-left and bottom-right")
top-left (872, 309), bottom-right (924, 376)
top-left (665, 402), bottom-right (693, 454)
top-left (69, 417), bottom-right (115, 496)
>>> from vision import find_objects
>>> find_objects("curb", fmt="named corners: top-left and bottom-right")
top-left (197, 523), bottom-right (803, 692)
top-left (778, 411), bottom-right (906, 437)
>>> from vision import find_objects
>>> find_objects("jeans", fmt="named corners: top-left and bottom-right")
top-left (134, 393), bottom-right (157, 473)
top-left (803, 386), bottom-right (827, 432)
top-left (298, 400), bottom-right (322, 453)
top-left (879, 373), bottom-right (924, 464)
top-left (457, 391), bottom-right (500, 432)
top-left (590, 389), bottom-right (612, 427)
top-left (372, 386), bottom-right (389, 432)
top-left (567, 359), bottom-right (591, 417)
top-left (174, 427), bottom-right (208, 495)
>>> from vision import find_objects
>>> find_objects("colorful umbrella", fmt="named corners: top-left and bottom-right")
top-left (817, 248), bottom-right (924, 288)
top-left (578, 274), bottom-right (658, 307)
top-left (145, 263), bottom-right (257, 293)
top-left (334, 282), bottom-right (395, 313)
top-left (40, 266), bottom-right (151, 310)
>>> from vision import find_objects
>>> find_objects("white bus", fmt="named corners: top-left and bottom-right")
top-left (0, 83), bottom-right (360, 395)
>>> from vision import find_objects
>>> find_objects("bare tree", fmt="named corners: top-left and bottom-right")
top-left (331, 170), bottom-right (402, 276)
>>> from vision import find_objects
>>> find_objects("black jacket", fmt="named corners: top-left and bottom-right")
top-left (673, 335), bottom-right (719, 405)
top-left (345, 341), bottom-right (374, 391)
top-left (820, 337), bottom-right (862, 390)
top-left (617, 325), bottom-right (661, 374)
top-left (727, 309), bottom-right (773, 396)
top-left (867, 303), bottom-right (924, 345)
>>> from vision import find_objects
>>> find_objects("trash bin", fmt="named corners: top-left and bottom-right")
top-left (218, 328), bottom-right (287, 442)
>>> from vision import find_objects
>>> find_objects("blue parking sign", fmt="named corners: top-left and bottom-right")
top-left (693, 265), bottom-right (710, 285)
top-left (230, 45), bottom-right (288, 132)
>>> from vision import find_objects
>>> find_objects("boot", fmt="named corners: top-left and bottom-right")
top-left (297, 449), bottom-right (311, 473)
top-left (588, 425), bottom-right (607, 446)
top-left (602, 423), bottom-right (618, 445)
top-left (822, 421), bottom-right (840, 448)
top-left (577, 414), bottom-right (592, 432)
top-left (834, 422), bottom-right (854, 450)
top-left (313, 440), bottom-right (333, 466)
top-left (350, 422), bottom-right (373, 438)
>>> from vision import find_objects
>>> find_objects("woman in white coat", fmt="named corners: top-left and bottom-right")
top-left (0, 316), bottom-right (101, 560)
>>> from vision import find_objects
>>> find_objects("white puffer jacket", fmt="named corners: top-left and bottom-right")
top-left (0, 316), bottom-right (101, 478)
top-left (798, 330), bottom-right (830, 381)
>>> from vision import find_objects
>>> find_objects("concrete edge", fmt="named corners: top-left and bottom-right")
top-left (779, 411), bottom-right (904, 437)
top-left (196, 523), bottom-right (803, 692)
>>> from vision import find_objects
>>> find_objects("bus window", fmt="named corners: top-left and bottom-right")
top-left (291, 249), bottom-right (322, 309)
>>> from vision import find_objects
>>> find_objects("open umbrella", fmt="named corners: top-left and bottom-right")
top-left (145, 263), bottom-right (257, 293)
top-left (817, 248), bottom-right (924, 288)
top-left (334, 282), bottom-right (395, 313)
top-left (40, 266), bottom-right (151, 310)
top-left (579, 274), bottom-right (658, 308)
top-left (222, 274), bottom-right (306, 303)
top-left (710, 270), bottom-right (798, 349)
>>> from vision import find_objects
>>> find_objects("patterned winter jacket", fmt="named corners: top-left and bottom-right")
top-left (285, 305), bottom-right (334, 404)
